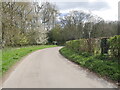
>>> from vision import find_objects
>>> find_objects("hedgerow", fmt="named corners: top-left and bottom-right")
top-left (59, 47), bottom-right (120, 82)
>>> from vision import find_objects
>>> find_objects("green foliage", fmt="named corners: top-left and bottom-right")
top-left (94, 54), bottom-right (109, 60)
top-left (66, 40), bottom-right (81, 52)
top-left (60, 47), bottom-right (120, 82)
top-left (48, 10), bottom-right (118, 45)
top-left (66, 39), bottom-right (101, 54)
top-left (19, 35), bottom-right (29, 45)
top-left (2, 2), bottom-right (54, 47)
top-left (108, 35), bottom-right (120, 58)
top-left (66, 35), bottom-right (120, 59)
top-left (48, 25), bottom-right (65, 45)
top-left (81, 52), bottom-right (92, 57)
top-left (2, 45), bottom-right (57, 76)
top-left (109, 35), bottom-right (120, 49)
top-left (13, 33), bottom-right (29, 46)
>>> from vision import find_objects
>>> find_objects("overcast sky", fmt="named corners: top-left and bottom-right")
top-left (9, 0), bottom-right (119, 21)
top-left (43, 0), bottom-right (119, 21)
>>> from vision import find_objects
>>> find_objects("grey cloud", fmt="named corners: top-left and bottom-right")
top-left (55, 2), bottom-right (110, 11)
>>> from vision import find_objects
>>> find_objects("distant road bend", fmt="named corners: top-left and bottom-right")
top-left (3, 47), bottom-right (117, 88)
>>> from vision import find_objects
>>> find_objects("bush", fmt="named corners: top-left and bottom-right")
top-left (94, 54), bottom-right (109, 60)
top-left (66, 35), bottom-right (120, 60)
top-left (108, 35), bottom-right (120, 59)
top-left (81, 52), bottom-right (92, 57)
top-left (66, 38), bottom-right (101, 55)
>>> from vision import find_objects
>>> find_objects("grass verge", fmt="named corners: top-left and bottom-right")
top-left (59, 47), bottom-right (120, 84)
top-left (1, 45), bottom-right (57, 75)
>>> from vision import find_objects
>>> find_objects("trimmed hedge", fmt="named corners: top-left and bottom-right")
top-left (66, 35), bottom-right (120, 58)
top-left (108, 35), bottom-right (120, 59)
top-left (66, 38), bottom-right (101, 55)
top-left (59, 47), bottom-right (120, 82)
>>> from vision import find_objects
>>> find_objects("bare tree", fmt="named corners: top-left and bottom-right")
top-left (40, 2), bottom-right (58, 31)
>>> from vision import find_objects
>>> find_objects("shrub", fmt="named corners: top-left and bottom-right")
top-left (65, 38), bottom-right (101, 55)
top-left (66, 35), bottom-right (120, 60)
top-left (108, 35), bottom-right (120, 59)
top-left (94, 54), bottom-right (109, 60)
top-left (81, 52), bottom-right (92, 57)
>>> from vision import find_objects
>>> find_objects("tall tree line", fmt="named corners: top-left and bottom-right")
top-left (48, 10), bottom-right (118, 44)
top-left (1, 2), bottom-right (118, 46)
top-left (1, 2), bottom-right (58, 47)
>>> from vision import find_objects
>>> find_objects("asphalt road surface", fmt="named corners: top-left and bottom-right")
top-left (2, 47), bottom-right (117, 88)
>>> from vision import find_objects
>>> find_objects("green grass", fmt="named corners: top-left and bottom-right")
top-left (59, 47), bottom-right (120, 83)
top-left (1, 45), bottom-right (57, 75)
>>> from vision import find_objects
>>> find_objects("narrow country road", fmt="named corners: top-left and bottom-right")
top-left (2, 47), bottom-right (117, 88)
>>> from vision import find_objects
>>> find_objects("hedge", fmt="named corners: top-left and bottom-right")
top-left (108, 35), bottom-right (120, 59)
top-left (65, 35), bottom-right (120, 58)
top-left (66, 38), bottom-right (101, 54)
